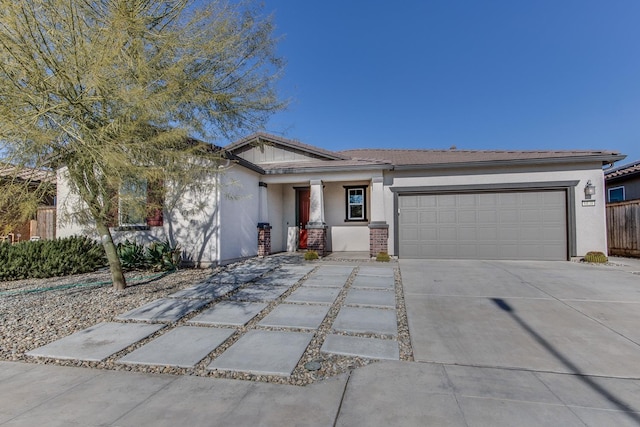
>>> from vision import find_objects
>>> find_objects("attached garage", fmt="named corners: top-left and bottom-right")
top-left (397, 189), bottom-right (568, 260)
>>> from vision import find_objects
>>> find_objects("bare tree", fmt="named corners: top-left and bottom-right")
top-left (0, 0), bottom-right (284, 289)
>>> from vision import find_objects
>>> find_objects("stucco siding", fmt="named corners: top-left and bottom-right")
top-left (267, 184), bottom-right (284, 253)
top-left (218, 166), bottom-right (260, 262)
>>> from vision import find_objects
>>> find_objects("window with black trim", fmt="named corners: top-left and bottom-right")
top-left (344, 185), bottom-right (367, 221)
top-left (608, 186), bottom-right (625, 203)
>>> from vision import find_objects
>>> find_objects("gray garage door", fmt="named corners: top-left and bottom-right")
top-left (398, 191), bottom-right (567, 260)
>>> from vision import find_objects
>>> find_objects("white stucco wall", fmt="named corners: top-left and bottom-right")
top-left (218, 166), bottom-right (260, 263)
top-left (384, 162), bottom-right (609, 258)
top-left (57, 164), bottom-right (261, 267)
top-left (267, 184), bottom-right (284, 253)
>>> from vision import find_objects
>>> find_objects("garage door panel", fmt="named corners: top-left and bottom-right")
top-left (420, 211), bottom-right (437, 223)
top-left (438, 211), bottom-right (457, 223)
top-left (399, 190), bottom-right (567, 260)
top-left (500, 209), bottom-right (519, 222)
top-left (477, 226), bottom-right (498, 240)
top-left (458, 210), bottom-right (477, 223)
top-left (478, 210), bottom-right (498, 223)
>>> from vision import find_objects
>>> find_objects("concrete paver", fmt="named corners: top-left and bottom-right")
top-left (314, 265), bottom-right (355, 276)
top-left (351, 275), bottom-right (395, 290)
top-left (301, 275), bottom-right (349, 288)
top-left (357, 266), bottom-right (394, 277)
top-left (188, 301), bottom-right (268, 326)
top-left (203, 272), bottom-right (264, 285)
top-left (258, 303), bottom-right (330, 329)
top-left (321, 334), bottom-right (399, 360)
top-left (345, 288), bottom-right (395, 308)
top-left (332, 306), bottom-right (397, 336)
top-left (26, 322), bottom-right (164, 362)
top-left (117, 326), bottom-right (235, 368)
top-left (285, 286), bottom-right (341, 304)
top-left (116, 298), bottom-right (210, 322)
top-left (168, 282), bottom-right (239, 299)
top-left (207, 330), bottom-right (314, 376)
top-left (228, 284), bottom-right (290, 302)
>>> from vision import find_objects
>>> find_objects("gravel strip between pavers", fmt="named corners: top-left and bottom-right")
top-left (1, 256), bottom-right (413, 386)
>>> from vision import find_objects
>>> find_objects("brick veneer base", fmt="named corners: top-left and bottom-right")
top-left (257, 225), bottom-right (272, 257)
top-left (369, 226), bottom-right (389, 257)
top-left (306, 227), bottom-right (327, 256)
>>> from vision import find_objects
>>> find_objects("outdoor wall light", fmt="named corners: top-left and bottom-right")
top-left (584, 180), bottom-right (596, 199)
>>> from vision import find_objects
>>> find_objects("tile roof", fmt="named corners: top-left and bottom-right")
top-left (605, 160), bottom-right (640, 179)
top-left (338, 148), bottom-right (623, 167)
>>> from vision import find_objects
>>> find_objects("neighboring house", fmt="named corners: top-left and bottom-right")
top-left (56, 132), bottom-right (624, 265)
top-left (0, 166), bottom-right (56, 242)
top-left (604, 160), bottom-right (640, 258)
top-left (604, 160), bottom-right (640, 203)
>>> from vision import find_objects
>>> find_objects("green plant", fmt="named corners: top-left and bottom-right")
top-left (583, 251), bottom-right (608, 263)
top-left (0, 236), bottom-right (106, 281)
top-left (376, 252), bottom-right (391, 262)
top-left (116, 239), bottom-right (147, 270)
top-left (304, 250), bottom-right (319, 261)
top-left (146, 240), bottom-right (181, 271)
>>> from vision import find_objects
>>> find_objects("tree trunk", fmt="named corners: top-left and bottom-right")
top-left (95, 222), bottom-right (127, 290)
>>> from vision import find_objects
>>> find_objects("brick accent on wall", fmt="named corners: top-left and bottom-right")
top-left (369, 224), bottom-right (389, 257)
top-left (306, 226), bottom-right (327, 256)
top-left (257, 224), bottom-right (272, 257)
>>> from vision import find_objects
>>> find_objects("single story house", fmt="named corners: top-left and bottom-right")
top-left (57, 132), bottom-right (624, 265)
top-left (604, 160), bottom-right (640, 203)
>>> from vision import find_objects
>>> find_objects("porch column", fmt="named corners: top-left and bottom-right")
top-left (369, 176), bottom-right (389, 257)
top-left (257, 182), bottom-right (271, 257)
top-left (258, 182), bottom-right (269, 225)
top-left (307, 179), bottom-right (327, 255)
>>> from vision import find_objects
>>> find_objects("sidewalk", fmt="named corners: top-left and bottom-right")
top-left (3, 359), bottom-right (640, 426)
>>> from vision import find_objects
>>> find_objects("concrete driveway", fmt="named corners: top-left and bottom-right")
top-left (400, 259), bottom-right (640, 378)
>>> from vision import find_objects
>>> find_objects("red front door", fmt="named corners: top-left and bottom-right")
top-left (298, 188), bottom-right (310, 249)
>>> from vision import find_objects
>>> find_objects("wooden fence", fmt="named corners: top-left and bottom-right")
top-left (36, 206), bottom-right (56, 240)
top-left (606, 200), bottom-right (640, 257)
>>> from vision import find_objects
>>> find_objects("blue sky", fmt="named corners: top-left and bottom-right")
top-left (250, 0), bottom-right (640, 166)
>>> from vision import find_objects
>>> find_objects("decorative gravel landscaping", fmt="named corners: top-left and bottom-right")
top-left (0, 255), bottom-right (413, 386)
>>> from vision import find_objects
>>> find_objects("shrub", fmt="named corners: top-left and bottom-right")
top-left (0, 236), bottom-right (107, 281)
top-left (376, 252), bottom-right (391, 262)
top-left (116, 239), bottom-right (146, 270)
top-left (146, 240), bottom-right (181, 271)
top-left (116, 239), bottom-right (181, 271)
top-left (583, 251), bottom-right (608, 263)
top-left (304, 250), bottom-right (319, 261)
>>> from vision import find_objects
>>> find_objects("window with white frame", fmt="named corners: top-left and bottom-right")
top-left (608, 186), bottom-right (625, 203)
top-left (345, 186), bottom-right (367, 221)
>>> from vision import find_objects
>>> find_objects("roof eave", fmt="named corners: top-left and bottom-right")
top-left (263, 164), bottom-right (393, 175)
top-left (393, 154), bottom-right (627, 171)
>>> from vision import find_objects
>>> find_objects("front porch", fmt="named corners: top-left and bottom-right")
top-left (255, 177), bottom-right (390, 259)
